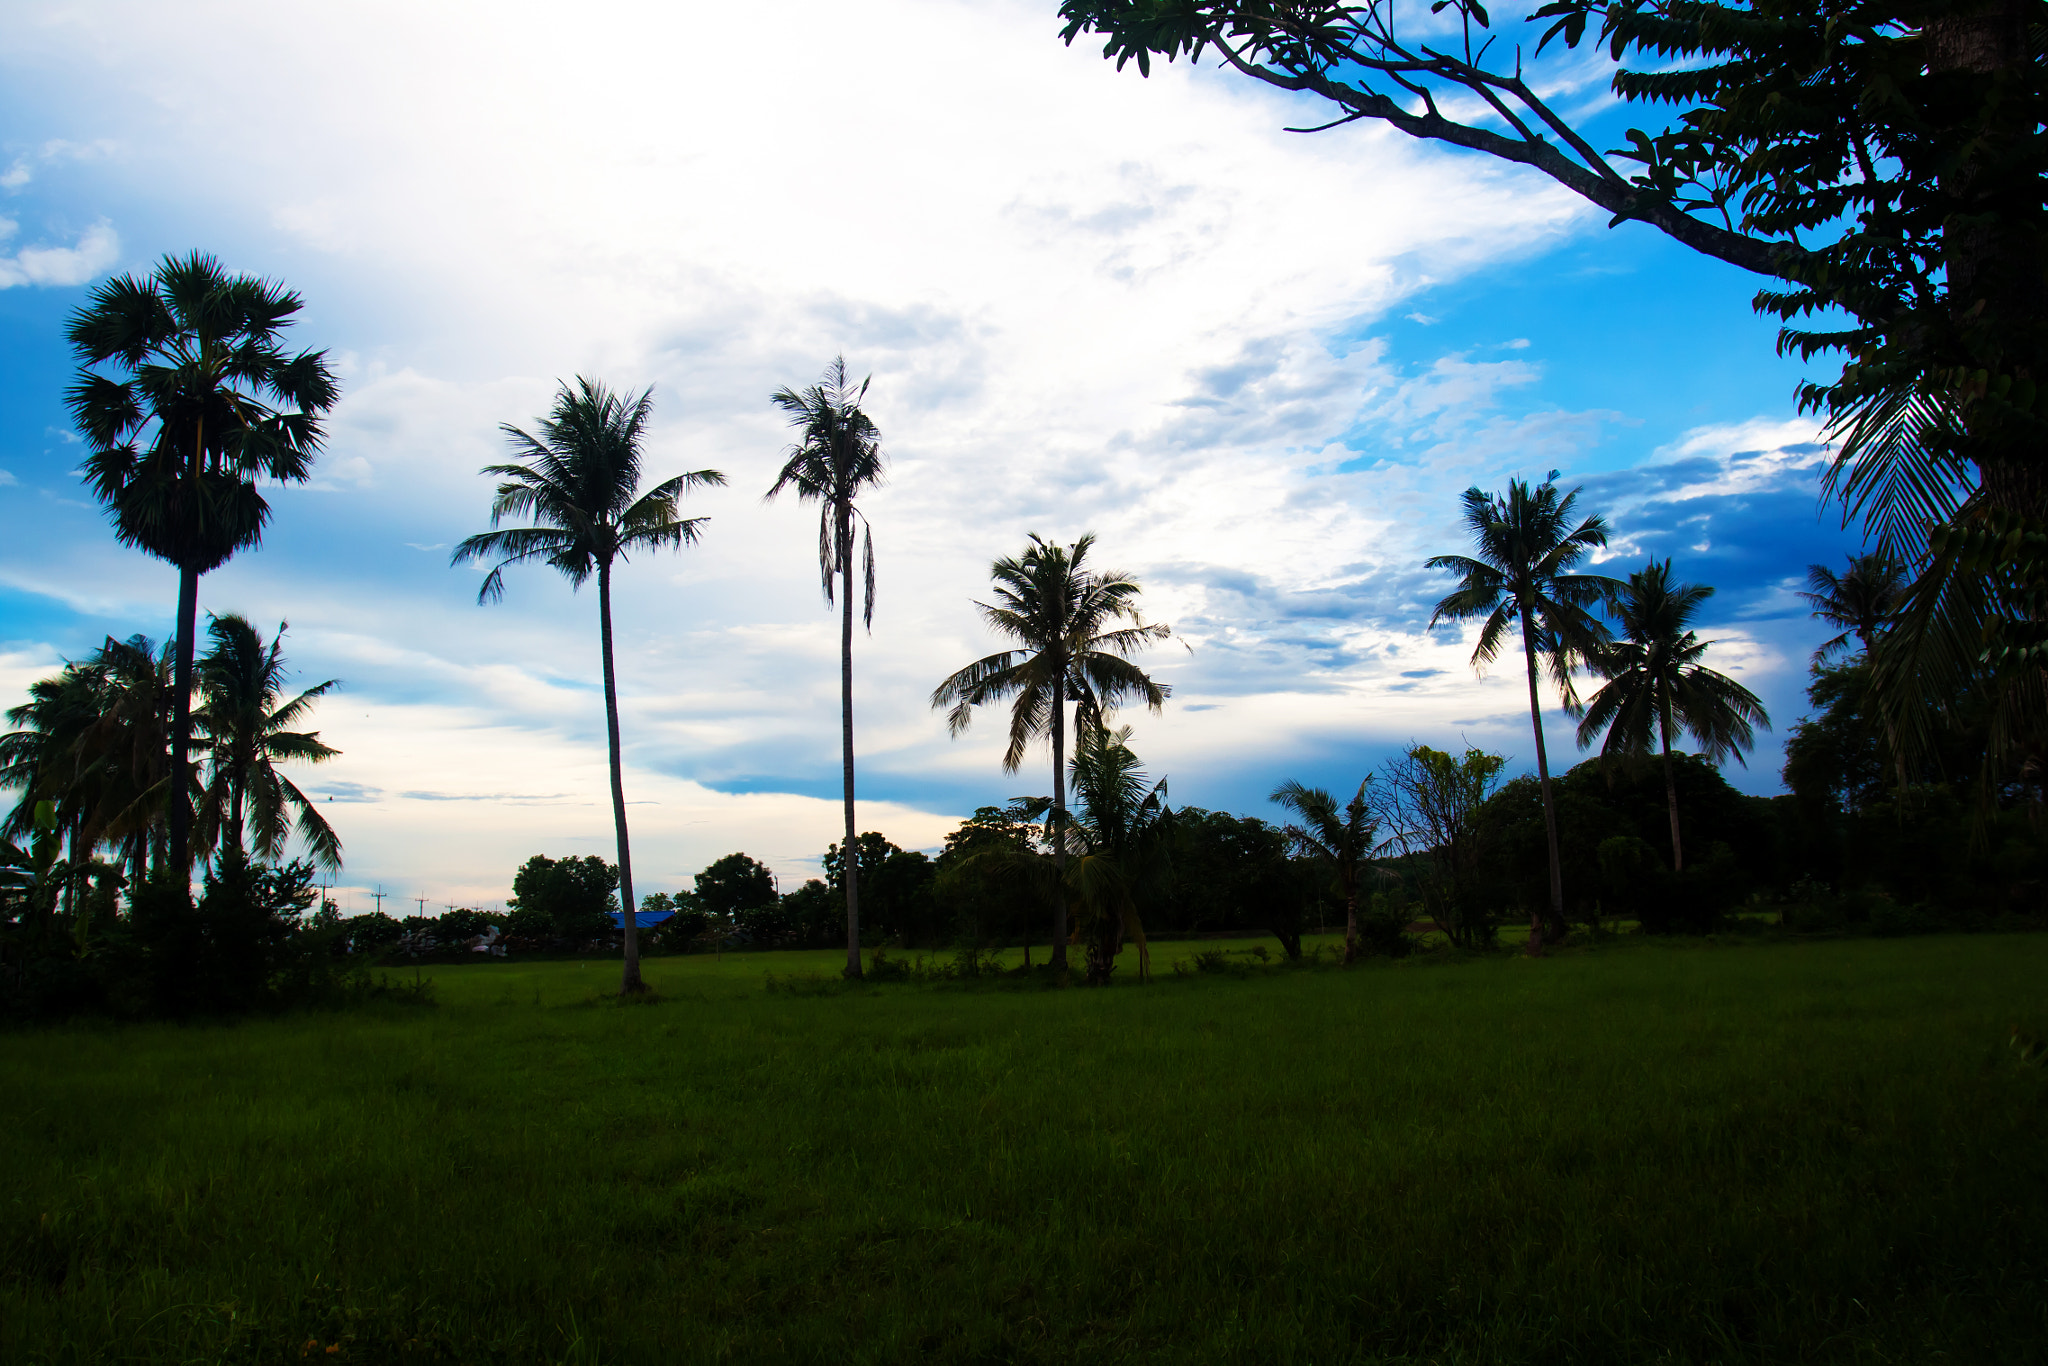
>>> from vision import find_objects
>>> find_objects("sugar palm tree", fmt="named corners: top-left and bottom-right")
top-left (931, 533), bottom-right (1171, 971)
top-left (1269, 777), bottom-right (1377, 965)
top-left (192, 615), bottom-right (342, 871)
top-left (1799, 553), bottom-right (1906, 663)
top-left (66, 252), bottom-right (339, 883)
top-left (1427, 479), bottom-right (1619, 953)
top-left (766, 357), bottom-right (886, 980)
top-left (1575, 560), bottom-right (1771, 871)
top-left (453, 377), bottom-right (724, 995)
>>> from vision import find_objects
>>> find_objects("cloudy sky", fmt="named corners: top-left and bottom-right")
top-left (0, 0), bottom-right (1859, 910)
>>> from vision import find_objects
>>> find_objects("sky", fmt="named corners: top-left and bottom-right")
top-left (0, 0), bottom-right (1863, 911)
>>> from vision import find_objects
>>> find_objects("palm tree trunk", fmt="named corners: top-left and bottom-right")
top-left (228, 766), bottom-right (245, 857)
top-left (839, 519), bottom-right (862, 981)
top-left (1660, 700), bottom-right (1684, 872)
top-left (1050, 673), bottom-right (1069, 972)
top-left (597, 562), bottom-right (644, 995)
top-left (168, 562), bottom-right (199, 883)
top-left (1342, 876), bottom-right (1358, 965)
top-left (1521, 607), bottom-right (1563, 956)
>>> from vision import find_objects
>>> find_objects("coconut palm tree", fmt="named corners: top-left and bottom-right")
top-left (192, 615), bottom-right (342, 871)
top-left (1269, 777), bottom-right (1377, 964)
top-left (1055, 724), bottom-right (1173, 985)
top-left (1427, 479), bottom-right (1619, 953)
top-left (1799, 553), bottom-right (1906, 664)
top-left (1575, 560), bottom-right (1771, 871)
top-left (930, 533), bottom-right (1171, 971)
top-left (65, 253), bottom-right (339, 883)
top-left (453, 377), bottom-right (724, 995)
top-left (0, 661), bottom-right (105, 919)
top-left (74, 635), bottom-right (176, 889)
top-left (766, 357), bottom-right (887, 980)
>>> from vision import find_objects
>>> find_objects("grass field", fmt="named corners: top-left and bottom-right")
top-left (3, 934), bottom-right (2045, 1364)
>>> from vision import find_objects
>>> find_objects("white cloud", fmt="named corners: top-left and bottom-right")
top-left (0, 216), bottom-right (117, 287)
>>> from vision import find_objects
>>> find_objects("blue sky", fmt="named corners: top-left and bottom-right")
top-left (0, 0), bottom-right (1860, 909)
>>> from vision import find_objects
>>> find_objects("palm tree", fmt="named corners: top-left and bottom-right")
top-left (930, 533), bottom-right (1171, 971)
top-left (1269, 777), bottom-right (1377, 964)
top-left (192, 615), bottom-right (343, 871)
top-left (66, 252), bottom-right (339, 884)
top-left (766, 357), bottom-right (887, 980)
top-left (1799, 553), bottom-right (1906, 663)
top-left (1427, 479), bottom-right (1619, 953)
top-left (74, 635), bottom-right (176, 890)
top-left (1057, 724), bottom-right (1173, 985)
top-left (453, 377), bottom-right (724, 995)
top-left (1575, 560), bottom-right (1771, 871)
top-left (0, 661), bottom-right (104, 919)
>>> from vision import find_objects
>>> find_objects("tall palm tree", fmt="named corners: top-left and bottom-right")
top-left (1575, 560), bottom-right (1771, 871)
top-left (931, 533), bottom-right (1171, 971)
top-left (1269, 777), bottom-right (1377, 964)
top-left (1799, 553), bottom-right (1906, 663)
top-left (453, 377), bottom-right (723, 995)
top-left (1427, 479), bottom-right (1618, 954)
top-left (66, 252), bottom-right (339, 883)
top-left (766, 357), bottom-right (886, 980)
top-left (193, 615), bottom-right (343, 871)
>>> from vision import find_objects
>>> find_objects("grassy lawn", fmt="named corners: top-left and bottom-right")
top-left (3, 934), bottom-right (2044, 1364)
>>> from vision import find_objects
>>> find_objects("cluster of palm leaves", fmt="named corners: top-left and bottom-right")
top-left (1, 617), bottom-right (341, 942)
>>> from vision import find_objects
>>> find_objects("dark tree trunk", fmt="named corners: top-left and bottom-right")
top-left (839, 516), bottom-right (862, 980)
top-left (598, 562), bottom-right (643, 995)
top-left (1522, 606), bottom-right (1563, 956)
top-left (1049, 673), bottom-right (1069, 973)
top-left (168, 562), bottom-right (199, 883)
top-left (1661, 706), bottom-right (1684, 873)
top-left (1342, 879), bottom-right (1358, 965)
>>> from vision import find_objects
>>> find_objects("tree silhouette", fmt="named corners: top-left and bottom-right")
top-left (767, 357), bottom-right (887, 979)
top-left (1427, 479), bottom-right (1618, 953)
top-left (193, 615), bottom-right (342, 871)
top-left (1575, 560), bottom-right (1770, 870)
top-left (931, 533), bottom-right (1170, 971)
top-left (453, 377), bottom-right (723, 994)
top-left (1269, 777), bottom-right (1377, 965)
top-left (1799, 553), bottom-right (1906, 664)
top-left (66, 252), bottom-right (338, 883)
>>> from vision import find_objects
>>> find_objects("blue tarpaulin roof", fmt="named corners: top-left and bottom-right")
top-left (609, 908), bottom-right (677, 927)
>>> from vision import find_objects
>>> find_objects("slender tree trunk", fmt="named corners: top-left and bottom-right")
top-left (1522, 607), bottom-right (1563, 956)
top-left (839, 519), bottom-right (862, 980)
top-left (228, 767), bottom-right (245, 857)
top-left (1661, 701), bottom-right (1684, 872)
top-left (168, 563), bottom-right (199, 884)
top-left (598, 563), bottom-right (644, 994)
top-left (1342, 875), bottom-right (1358, 965)
top-left (1050, 673), bottom-right (1069, 972)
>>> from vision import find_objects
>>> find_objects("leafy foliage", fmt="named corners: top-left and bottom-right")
top-left (192, 615), bottom-right (341, 871)
top-left (507, 854), bottom-right (620, 943)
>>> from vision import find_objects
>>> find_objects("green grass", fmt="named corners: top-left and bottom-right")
top-left (3, 935), bottom-right (2044, 1364)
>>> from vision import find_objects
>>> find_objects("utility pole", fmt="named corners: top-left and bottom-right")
top-left (371, 885), bottom-right (386, 916)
